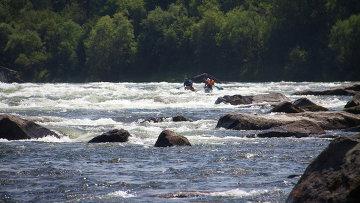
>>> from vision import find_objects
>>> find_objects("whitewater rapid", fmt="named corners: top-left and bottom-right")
top-left (1, 81), bottom-right (355, 202)
top-left (0, 82), bottom-right (352, 143)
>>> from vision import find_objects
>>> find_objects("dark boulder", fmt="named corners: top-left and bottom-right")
top-left (172, 115), bottom-right (192, 122)
top-left (293, 98), bottom-right (328, 112)
top-left (0, 114), bottom-right (59, 140)
top-left (286, 134), bottom-right (360, 203)
top-left (215, 93), bottom-right (290, 105)
top-left (216, 112), bottom-right (360, 131)
top-left (89, 129), bottom-right (131, 143)
top-left (344, 106), bottom-right (360, 114)
top-left (154, 130), bottom-right (191, 147)
top-left (299, 111), bottom-right (360, 130)
top-left (257, 120), bottom-right (325, 138)
top-left (0, 66), bottom-right (23, 83)
top-left (345, 94), bottom-right (360, 108)
top-left (216, 113), bottom-right (288, 130)
top-left (294, 84), bottom-right (360, 96)
top-left (271, 101), bottom-right (304, 113)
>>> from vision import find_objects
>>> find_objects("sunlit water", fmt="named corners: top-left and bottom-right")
top-left (0, 82), bottom-right (356, 202)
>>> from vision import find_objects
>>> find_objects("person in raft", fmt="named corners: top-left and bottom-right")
top-left (183, 78), bottom-right (195, 91)
top-left (204, 77), bottom-right (215, 92)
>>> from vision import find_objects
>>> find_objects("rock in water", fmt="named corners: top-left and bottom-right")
top-left (89, 129), bottom-right (131, 143)
top-left (286, 134), bottom-right (360, 202)
top-left (271, 101), bottom-right (304, 113)
top-left (0, 114), bottom-right (59, 140)
top-left (294, 84), bottom-right (360, 96)
top-left (154, 130), bottom-right (191, 147)
top-left (216, 112), bottom-right (360, 131)
top-left (344, 106), bottom-right (360, 114)
top-left (345, 93), bottom-right (360, 108)
top-left (292, 98), bottom-right (328, 112)
top-left (172, 115), bottom-right (192, 122)
top-left (216, 113), bottom-right (288, 130)
top-left (257, 120), bottom-right (325, 138)
top-left (215, 93), bottom-right (290, 105)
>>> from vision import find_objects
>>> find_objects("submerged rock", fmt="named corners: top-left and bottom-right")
top-left (345, 93), bottom-right (360, 108)
top-left (0, 114), bottom-right (59, 140)
top-left (216, 112), bottom-right (360, 136)
top-left (89, 129), bottom-right (131, 143)
top-left (172, 115), bottom-right (192, 122)
top-left (215, 93), bottom-right (290, 105)
top-left (154, 130), bottom-right (191, 147)
top-left (286, 134), bottom-right (360, 202)
top-left (143, 115), bottom-right (192, 123)
top-left (157, 191), bottom-right (206, 198)
top-left (294, 84), bottom-right (360, 96)
top-left (292, 98), bottom-right (328, 112)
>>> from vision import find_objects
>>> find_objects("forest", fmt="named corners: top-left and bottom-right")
top-left (0, 0), bottom-right (359, 82)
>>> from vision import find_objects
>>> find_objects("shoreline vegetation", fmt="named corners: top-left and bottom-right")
top-left (0, 0), bottom-right (359, 82)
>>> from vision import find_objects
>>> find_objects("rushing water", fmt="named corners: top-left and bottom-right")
top-left (0, 82), bottom-right (356, 202)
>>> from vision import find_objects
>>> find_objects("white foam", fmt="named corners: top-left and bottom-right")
top-left (29, 135), bottom-right (73, 143)
top-left (106, 190), bottom-right (135, 198)
top-left (209, 188), bottom-right (269, 197)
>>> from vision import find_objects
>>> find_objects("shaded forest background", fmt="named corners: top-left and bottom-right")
top-left (0, 0), bottom-right (359, 82)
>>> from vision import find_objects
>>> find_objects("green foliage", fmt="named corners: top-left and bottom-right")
top-left (0, 0), bottom-right (359, 82)
top-left (330, 14), bottom-right (360, 76)
top-left (85, 13), bottom-right (137, 81)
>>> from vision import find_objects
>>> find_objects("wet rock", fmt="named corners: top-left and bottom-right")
top-left (344, 106), bottom-right (360, 114)
top-left (216, 113), bottom-right (287, 130)
top-left (345, 94), bottom-right (360, 108)
top-left (154, 130), bottom-right (191, 147)
top-left (344, 126), bottom-right (360, 132)
top-left (257, 120), bottom-right (325, 138)
top-left (143, 115), bottom-right (192, 123)
top-left (294, 84), bottom-right (360, 96)
top-left (215, 93), bottom-right (290, 105)
top-left (286, 134), bottom-right (360, 203)
top-left (0, 66), bottom-right (23, 83)
top-left (298, 111), bottom-right (360, 130)
top-left (88, 129), bottom-right (131, 143)
top-left (287, 174), bottom-right (301, 179)
top-left (271, 102), bottom-right (304, 113)
top-left (0, 114), bottom-right (59, 140)
top-left (292, 98), bottom-right (328, 112)
top-left (216, 112), bottom-right (360, 131)
top-left (172, 115), bottom-right (192, 122)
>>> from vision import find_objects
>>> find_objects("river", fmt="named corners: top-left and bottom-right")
top-left (0, 82), bottom-right (355, 202)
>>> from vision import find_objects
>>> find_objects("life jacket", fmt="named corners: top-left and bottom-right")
top-left (205, 78), bottom-right (215, 86)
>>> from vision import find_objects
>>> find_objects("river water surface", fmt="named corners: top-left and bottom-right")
top-left (0, 82), bottom-right (356, 202)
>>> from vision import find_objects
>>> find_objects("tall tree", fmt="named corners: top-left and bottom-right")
top-left (85, 12), bottom-right (137, 81)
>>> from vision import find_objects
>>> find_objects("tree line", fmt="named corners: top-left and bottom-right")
top-left (0, 0), bottom-right (359, 82)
